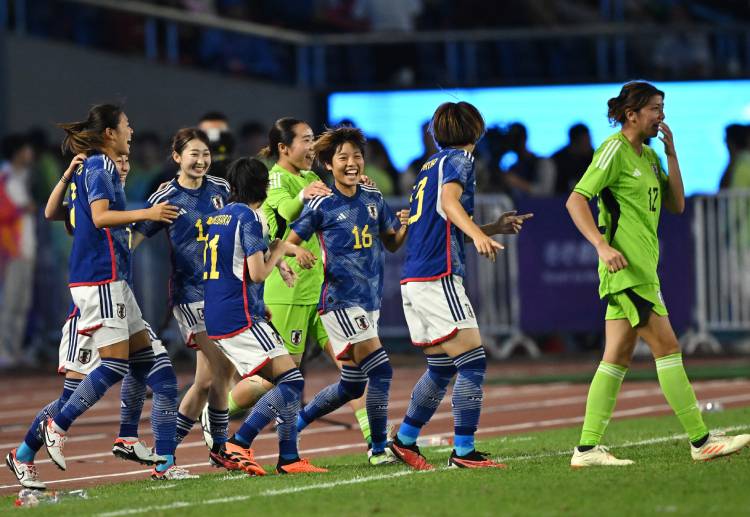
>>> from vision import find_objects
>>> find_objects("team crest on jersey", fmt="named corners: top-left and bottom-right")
top-left (354, 315), bottom-right (370, 331)
top-left (197, 308), bottom-right (205, 320)
top-left (78, 349), bottom-right (92, 365)
top-left (367, 204), bottom-right (378, 219)
top-left (117, 303), bottom-right (126, 319)
top-left (290, 329), bottom-right (303, 345)
top-left (211, 195), bottom-right (224, 210)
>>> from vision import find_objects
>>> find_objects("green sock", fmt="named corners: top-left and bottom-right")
top-left (227, 392), bottom-right (242, 417)
top-left (655, 353), bottom-right (709, 443)
top-left (355, 408), bottom-right (371, 444)
top-left (579, 361), bottom-right (627, 446)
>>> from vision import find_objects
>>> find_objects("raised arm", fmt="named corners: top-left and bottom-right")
top-left (90, 199), bottom-right (178, 229)
top-left (659, 123), bottom-right (685, 214)
top-left (381, 209), bottom-right (409, 252)
top-left (45, 154), bottom-right (85, 221)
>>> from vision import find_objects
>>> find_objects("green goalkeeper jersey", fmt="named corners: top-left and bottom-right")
top-left (263, 163), bottom-right (324, 305)
top-left (573, 132), bottom-right (669, 298)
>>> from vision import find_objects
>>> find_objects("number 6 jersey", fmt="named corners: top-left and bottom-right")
top-left (291, 184), bottom-right (400, 313)
top-left (401, 149), bottom-right (476, 284)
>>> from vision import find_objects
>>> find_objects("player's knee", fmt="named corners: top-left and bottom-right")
top-left (128, 347), bottom-right (156, 382)
top-left (426, 354), bottom-right (457, 385)
top-left (276, 368), bottom-right (304, 403)
top-left (339, 379), bottom-right (367, 400)
top-left (147, 362), bottom-right (179, 400)
top-left (454, 347), bottom-right (486, 384)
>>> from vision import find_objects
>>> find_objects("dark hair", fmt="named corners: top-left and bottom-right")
top-left (199, 111), bottom-right (228, 123)
top-left (226, 157), bottom-right (269, 205)
top-left (607, 81), bottom-right (665, 126)
top-left (429, 101), bottom-right (485, 149)
top-left (258, 117), bottom-right (306, 159)
top-left (171, 127), bottom-right (210, 162)
top-left (725, 124), bottom-right (748, 149)
top-left (313, 126), bottom-right (366, 166)
top-left (568, 123), bottom-right (590, 141)
top-left (59, 104), bottom-right (124, 155)
top-left (1, 133), bottom-right (31, 161)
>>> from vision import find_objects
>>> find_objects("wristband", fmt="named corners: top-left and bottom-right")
top-left (60, 175), bottom-right (71, 184)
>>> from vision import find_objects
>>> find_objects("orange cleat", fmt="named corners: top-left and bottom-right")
top-left (224, 441), bottom-right (266, 476)
top-left (389, 436), bottom-right (434, 471)
top-left (448, 450), bottom-right (507, 469)
top-left (276, 458), bottom-right (328, 474)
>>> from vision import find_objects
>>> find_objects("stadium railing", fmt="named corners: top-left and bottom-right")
top-left (3, 0), bottom-right (749, 87)
top-left (683, 190), bottom-right (750, 353)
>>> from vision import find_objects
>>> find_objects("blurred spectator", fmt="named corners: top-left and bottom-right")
top-left (238, 120), bottom-right (268, 158)
top-left (198, 111), bottom-right (235, 178)
top-left (720, 124), bottom-right (749, 189)
top-left (652, 1), bottom-right (711, 79)
top-left (727, 125), bottom-right (750, 190)
top-left (552, 123), bottom-right (594, 195)
top-left (363, 137), bottom-right (397, 196)
top-left (127, 132), bottom-right (165, 202)
top-left (0, 134), bottom-right (36, 367)
top-left (502, 122), bottom-right (556, 197)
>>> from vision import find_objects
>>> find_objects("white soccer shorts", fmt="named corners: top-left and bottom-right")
top-left (320, 307), bottom-right (380, 360)
top-left (401, 274), bottom-right (478, 347)
top-left (215, 320), bottom-right (288, 378)
top-left (69, 280), bottom-right (145, 348)
top-left (172, 301), bottom-right (207, 349)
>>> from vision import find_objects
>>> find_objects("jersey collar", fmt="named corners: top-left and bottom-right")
top-left (332, 182), bottom-right (361, 201)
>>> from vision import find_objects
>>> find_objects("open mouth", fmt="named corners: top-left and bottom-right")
top-left (344, 168), bottom-right (359, 179)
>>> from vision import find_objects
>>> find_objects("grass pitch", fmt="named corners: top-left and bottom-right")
top-left (5, 407), bottom-right (750, 516)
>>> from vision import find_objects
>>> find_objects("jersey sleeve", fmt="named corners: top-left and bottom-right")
top-left (573, 139), bottom-right (622, 199)
top-left (266, 171), bottom-right (304, 222)
top-left (290, 200), bottom-right (324, 241)
top-left (379, 197), bottom-right (401, 233)
top-left (441, 152), bottom-right (473, 188)
top-left (240, 213), bottom-right (267, 256)
top-left (85, 161), bottom-right (116, 205)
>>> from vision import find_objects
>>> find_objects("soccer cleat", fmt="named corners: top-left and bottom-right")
top-left (691, 432), bottom-right (750, 461)
top-left (368, 447), bottom-right (399, 466)
top-left (388, 435), bottom-right (434, 471)
top-left (276, 457), bottom-right (328, 474)
top-left (448, 449), bottom-right (507, 469)
top-left (570, 445), bottom-right (634, 467)
top-left (112, 438), bottom-right (166, 466)
top-left (199, 403), bottom-right (213, 451)
top-left (5, 449), bottom-right (46, 490)
top-left (40, 418), bottom-right (66, 471)
top-left (224, 441), bottom-right (266, 476)
top-left (150, 465), bottom-right (199, 480)
top-left (209, 443), bottom-right (240, 470)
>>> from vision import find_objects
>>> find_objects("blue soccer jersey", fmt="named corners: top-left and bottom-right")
top-left (291, 184), bottom-right (400, 313)
top-left (136, 176), bottom-right (229, 305)
top-left (68, 154), bottom-right (130, 286)
top-left (401, 149), bottom-right (476, 283)
top-left (203, 203), bottom-right (269, 339)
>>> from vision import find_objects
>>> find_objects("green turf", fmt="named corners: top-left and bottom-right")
top-left (5, 407), bottom-right (750, 516)
top-left (486, 363), bottom-right (750, 385)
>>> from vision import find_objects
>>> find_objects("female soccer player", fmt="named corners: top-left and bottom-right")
top-left (38, 104), bottom-right (189, 480)
top-left (566, 81), bottom-right (750, 466)
top-left (225, 118), bottom-right (375, 453)
top-left (390, 101), bottom-right (531, 470)
top-left (203, 156), bottom-right (326, 475)
top-left (133, 128), bottom-right (238, 470)
top-left (287, 126), bottom-right (409, 465)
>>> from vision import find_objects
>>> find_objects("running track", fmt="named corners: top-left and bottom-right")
top-left (2, 361), bottom-right (750, 496)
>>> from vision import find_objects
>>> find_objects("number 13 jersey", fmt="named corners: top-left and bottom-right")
top-left (401, 148), bottom-right (476, 283)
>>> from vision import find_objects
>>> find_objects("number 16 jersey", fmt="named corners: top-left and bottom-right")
top-left (401, 148), bottom-right (476, 283)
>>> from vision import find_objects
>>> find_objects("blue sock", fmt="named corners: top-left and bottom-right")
top-left (452, 348), bottom-right (486, 456)
top-left (297, 365), bottom-right (367, 431)
top-left (155, 454), bottom-right (175, 473)
top-left (18, 378), bottom-right (81, 461)
top-left (398, 354), bottom-right (457, 446)
top-left (175, 412), bottom-right (195, 445)
top-left (208, 406), bottom-right (229, 449)
top-left (55, 358), bottom-right (129, 432)
top-left (359, 348), bottom-right (392, 454)
top-left (236, 369), bottom-right (304, 456)
top-left (147, 353), bottom-right (178, 455)
top-left (276, 369), bottom-right (304, 461)
top-left (119, 373), bottom-right (146, 438)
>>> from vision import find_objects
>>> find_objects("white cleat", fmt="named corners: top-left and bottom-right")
top-left (40, 418), bottom-right (67, 471)
top-left (200, 403), bottom-right (213, 451)
top-left (691, 432), bottom-right (750, 461)
top-left (151, 465), bottom-right (199, 480)
top-left (112, 438), bottom-right (166, 465)
top-left (368, 447), bottom-right (399, 466)
top-left (5, 449), bottom-right (47, 490)
top-left (570, 445), bottom-right (634, 467)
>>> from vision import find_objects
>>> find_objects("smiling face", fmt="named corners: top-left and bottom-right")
top-left (280, 123), bottom-right (314, 172)
top-left (106, 113), bottom-right (133, 156)
top-left (326, 141), bottom-right (365, 193)
top-left (626, 95), bottom-right (664, 140)
top-left (115, 154), bottom-right (130, 184)
top-left (174, 138), bottom-right (211, 180)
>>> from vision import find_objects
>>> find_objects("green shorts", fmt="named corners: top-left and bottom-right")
top-left (266, 303), bottom-right (329, 355)
top-left (605, 283), bottom-right (668, 328)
